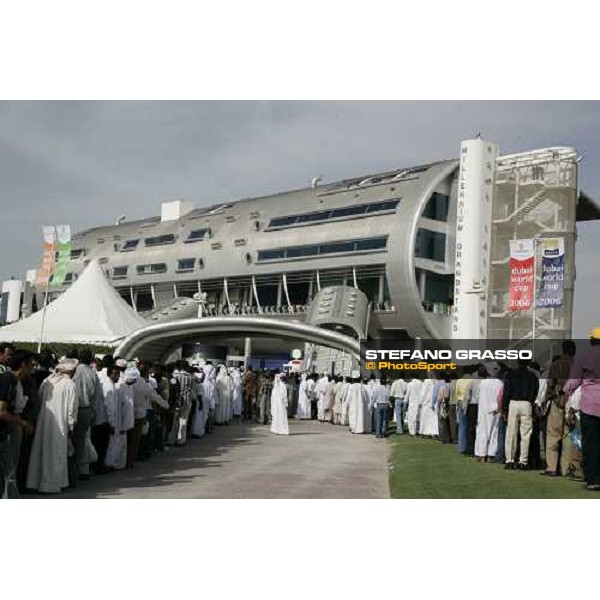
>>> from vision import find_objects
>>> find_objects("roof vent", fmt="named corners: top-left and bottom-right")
top-left (161, 200), bottom-right (194, 222)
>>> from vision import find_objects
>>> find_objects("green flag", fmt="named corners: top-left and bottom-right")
top-left (51, 224), bottom-right (72, 286)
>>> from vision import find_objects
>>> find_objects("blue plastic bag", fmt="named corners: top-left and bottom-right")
top-left (569, 426), bottom-right (582, 452)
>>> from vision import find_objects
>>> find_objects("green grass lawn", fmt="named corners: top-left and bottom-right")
top-left (388, 435), bottom-right (597, 499)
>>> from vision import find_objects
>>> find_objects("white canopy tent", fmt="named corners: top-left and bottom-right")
top-left (0, 260), bottom-right (145, 345)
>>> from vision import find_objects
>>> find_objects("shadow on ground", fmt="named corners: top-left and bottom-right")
top-left (25, 421), bottom-right (259, 499)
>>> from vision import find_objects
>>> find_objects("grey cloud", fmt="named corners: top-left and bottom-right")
top-left (0, 101), bottom-right (598, 336)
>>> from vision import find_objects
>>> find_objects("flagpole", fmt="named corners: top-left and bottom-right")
top-left (37, 232), bottom-right (56, 354)
top-left (37, 274), bottom-right (52, 353)
top-left (532, 238), bottom-right (537, 357)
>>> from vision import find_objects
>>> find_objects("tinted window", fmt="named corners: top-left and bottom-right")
top-left (145, 234), bottom-right (175, 247)
top-left (296, 211), bottom-right (329, 223)
top-left (319, 241), bottom-right (355, 254)
top-left (422, 193), bottom-right (449, 221)
top-left (286, 245), bottom-right (321, 258)
top-left (121, 239), bottom-right (139, 251)
top-left (367, 200), bottom-right (399, 212)
top-left (70, 249), bottom-right (84, 259)
top-left (415, 229), bottom-right (446, 261)
top-left (267, 199), bottom-right (400, 229)
top-left (177, 258), bottom-right (195, 271)
top-left (137, 263), bottom-right (167, 275)
top-left (257, 237), bottom-right (388, 262)
top-left (269, 216), bottom-right (297, 228)
top-left (186, 228), bottom-right (211, 242)
top-left (355, 237), bottom-right (387, 251)
top-left (113, 266), bottom-right (128, 278)
top-left (257, 249), bottom-right (285, 261)
top-left (330, 205), bottom-right (367, 218)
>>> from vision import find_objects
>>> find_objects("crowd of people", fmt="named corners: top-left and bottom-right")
top-left (0, 344), bottom-right (248, 497)
top-left (380, 333), bottom-right (600, 492)
top-left (2, 329), bottom-right (600, 497)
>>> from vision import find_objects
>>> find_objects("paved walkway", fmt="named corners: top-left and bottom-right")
top-left (39, 420), bottom-right (390, 499)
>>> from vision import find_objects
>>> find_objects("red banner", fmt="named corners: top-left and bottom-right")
top-left (508, 239), bottom-right (534, 312)
top-left (35, 226), bottom-right (57, 288)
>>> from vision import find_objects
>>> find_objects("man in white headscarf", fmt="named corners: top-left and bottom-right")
top-left (332, 376), bottom-right (348, 425)
top-left (202, 362), bottom-right (217, 432)
top-left (26, 358), bottom-right (78, 493)
top-left (296, 373), bottom-right (311, 419)
top-left (270, 374), bottom-right (289, 435)
top-left (418, 372), bottom-right (439, 437)
top-left (191, 368), bottom-right (206, 438)
top-left (230, 368), bottom-right (243, 419)
top-left (315, 374), bottom-right (330, 422)
top-left (405, 376), bottom-right (423, 436)
top-left (105, 365), bottom-right (137, 470)
top-left (348, 376), bottom-right (369, 434)
top-left (215, 365), bottom-right (232, 425)
top-left (364, 376), bottom-right (376, 433)
top-left (323, 375), bottom-right (335, 423)
top-left (474, 362), bottom-right (503, 462)
top-left (340, 377), bottom-right (351, 426)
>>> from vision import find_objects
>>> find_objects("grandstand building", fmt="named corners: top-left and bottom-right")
top-left (6, 138), bottom-right (599, 367)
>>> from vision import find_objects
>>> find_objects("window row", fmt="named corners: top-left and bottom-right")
top-left (120, 267), bottom-right (392, 312)
top-left (113, 258), bottom-right (205, 279)
top-left (119, 228), bottom-right (212, 252)
top-left (257, 236), bottom-right (388, 263)
top-left (267, 199), bottom-right (400, 229)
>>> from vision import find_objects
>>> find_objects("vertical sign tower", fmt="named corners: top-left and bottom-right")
top-left (452, 138), bottom-right (499, 340)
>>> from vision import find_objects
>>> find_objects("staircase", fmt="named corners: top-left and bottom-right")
top-left (141, 297), bottom-right (198, 323)
top-left (494, 190), bottom-right (548, 224)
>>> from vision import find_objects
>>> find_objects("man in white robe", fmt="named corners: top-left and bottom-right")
top-left (306, 375), bottom-right (317, 420)
top-left (348, 378), bottom-right (370, 434)
top-left (105, 366), bottom-right (136, 470)
top-left (340, 377), bottom-right (351, 426)
top-left (191, 370), bottom-right (206, 438)
top-left (215, 365), bottom-right (232, 425)
top-left (296, 373), bottom-right (311, 419)
top-left (418, 373), bottom-right (439, 437)
top-left (26, 359), bottom-right (78, 493)
top-left (315, 374), bottom-right (330, 422)
top-left (405, 377), bottom-right (423, 436)
top-left (202, 363), bottom-right (217, 432)
top-left (364, 378), bottom-right (375, 434)
top-left (332, 377), bottom-right (347, 425)
top-left (322, 376), bottom-right (335, 423)
top-left (230, 368), bottom-right (243, 418)
top-left (474, 362), bottom-right (503, 461)
top-left (270, 374), bottom-right (289, 435)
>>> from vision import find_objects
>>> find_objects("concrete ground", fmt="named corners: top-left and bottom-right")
top-left (35, 419), bottom-right (390, 499)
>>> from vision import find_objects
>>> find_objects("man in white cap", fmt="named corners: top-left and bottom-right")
top-left (105, 364), bottom-right (137, 470)
top-left (26, 358), bottom-right (78, 493)
top-left (404, 375), bottom-right (423, 436)
top-left (474, 362), bottom-right (503, 462)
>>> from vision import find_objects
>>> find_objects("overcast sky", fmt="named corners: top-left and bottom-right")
top-left (0, 101), bottom-right (598, 336)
